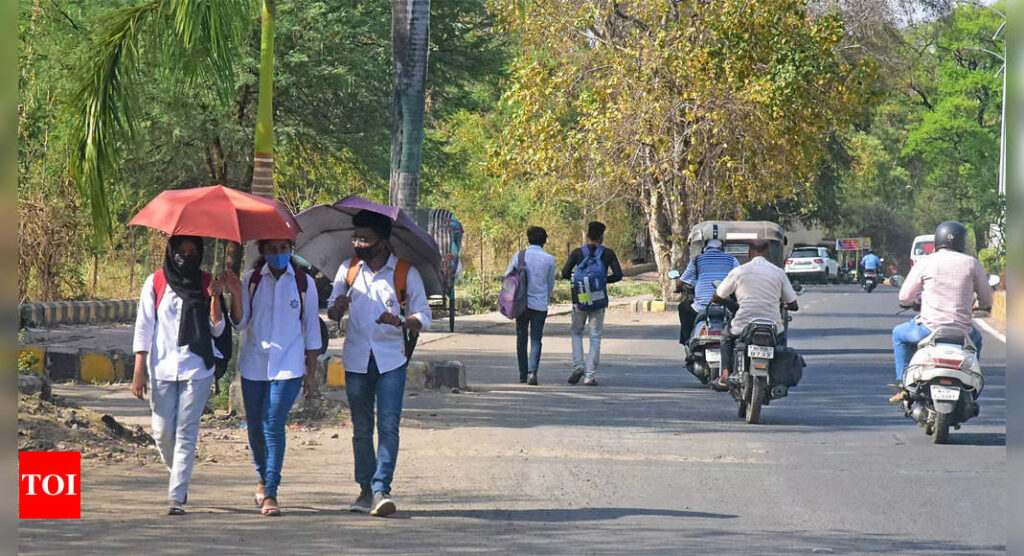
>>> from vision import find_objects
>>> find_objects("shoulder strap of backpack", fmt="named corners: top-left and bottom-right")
top-left (346, 257), bottom-right (362, 287)
top-left (153, 270), bottom-right (167, 309)
top-left (581, 245), bottom-right (590, 259)
top-left (293, 263), bottom-right (309, 322)
top-left (394, 259), bottom-right (412, 314)
top-left (517, 249), bottom-right (527, 270)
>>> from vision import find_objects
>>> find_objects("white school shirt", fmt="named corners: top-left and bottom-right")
top-left (232, 264), bottom-right (323, 381)
top-left (327, 254), bottom-right (431, 374)
top-left (715, 256), bottom-right (798, 335)
top-left (504, 244), bottom-right (556, 311)
top-left (132, 273), bottom-right (226, 382)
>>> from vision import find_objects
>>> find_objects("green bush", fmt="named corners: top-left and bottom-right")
top-left (978, 248), bottom-right (1004, 275)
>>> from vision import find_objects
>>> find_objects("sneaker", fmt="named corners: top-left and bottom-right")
top-left (167, 501), bottom-right (185, 516)
top-left (567, 368), bottom-right (585, 385)
top-left (370, 491), bottom-right (396, 517)
top-left (349, 489), bottom-right (373, 513)
top-left (583, 377), bottom-right (598, 386)
top-left (527, 372), bottom-right (538, 385)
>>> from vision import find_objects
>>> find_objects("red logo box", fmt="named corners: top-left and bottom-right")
top-left (19, 452), bottom-right (81, 519)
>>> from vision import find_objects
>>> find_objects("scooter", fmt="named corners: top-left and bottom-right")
top-left (862, 269), bottom-right (879, 292)
top-left (668, 270), bottom-right (730, 385)
top-left (896, 275), bottom-right (1000, 444)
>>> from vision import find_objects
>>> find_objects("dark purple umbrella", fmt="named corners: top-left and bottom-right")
top-left (293, 196), bottom-right (443, 296)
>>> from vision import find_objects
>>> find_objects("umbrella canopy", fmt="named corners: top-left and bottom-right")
top-left (129, 185), bottom-right (301, 242)
top-left (293, 196), bottom-right (443, 296)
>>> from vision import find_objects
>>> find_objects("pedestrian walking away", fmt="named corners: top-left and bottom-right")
top-left (327, 210), bottom-right (431, 517)
top-left (506, 226), bottom-right (556, 385)
top-left (131, 235), bottom-right (227, 516)
top-left (217, 238), bottom-right (322, 516)
top-left (561, 221), bottom-right (623, 386)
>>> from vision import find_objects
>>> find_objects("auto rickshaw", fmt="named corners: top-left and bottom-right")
top-left (686, 220), bottom-right (788, 267)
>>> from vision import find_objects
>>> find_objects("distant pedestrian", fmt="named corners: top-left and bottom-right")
top-left (217, 238), bottom-right (322, 517)
top-left (505, 226), bottom-right (556, 385)
top-left (561, 221), bottom-right (623, 386)
top-left (327, 210), bottom-right (431, 517)
top-left (131, 235), bottom-right (227, 516)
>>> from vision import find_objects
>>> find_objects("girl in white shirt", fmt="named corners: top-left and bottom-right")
top-left (218, 238), bottom-right (321, 516)
top-left (131, 236), bottom-right (226, 516)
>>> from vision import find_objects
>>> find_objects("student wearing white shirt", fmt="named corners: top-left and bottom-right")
top-left (132, 236), bottom-right (226, 516)
top-left (218, 239), bottom-right (322, 517)
top-left (327, 210), bottom-right (431, 517)
top-left (505, 227), bottom-right (556, 385)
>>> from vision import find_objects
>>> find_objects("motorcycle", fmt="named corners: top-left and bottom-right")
top-left (896, 275), bottom-right (1000, 444)
top-left (714, 284), bottom-right (805, 424)
top-left (862, 269), bottom-right (879, 292)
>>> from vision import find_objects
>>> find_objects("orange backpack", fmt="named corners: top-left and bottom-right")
top-left (345, 257), bottom-right (418, 358)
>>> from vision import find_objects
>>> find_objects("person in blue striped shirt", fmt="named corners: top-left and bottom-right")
top-left (675, 239), bottom-right (740, 348)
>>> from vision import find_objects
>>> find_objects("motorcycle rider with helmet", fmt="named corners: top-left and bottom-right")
top-left (890, 221), bottom-right (993, 402)
top-left (674, 239), bottom-right (740, 354)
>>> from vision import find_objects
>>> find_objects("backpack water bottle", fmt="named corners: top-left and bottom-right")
top-left (499, 250), bottom-right (529, 319)
top-left (572, 245), bottom-right (608, 311)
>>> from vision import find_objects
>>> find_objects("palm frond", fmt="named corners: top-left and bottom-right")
top-left (69, 0), bottom-right (257, 246)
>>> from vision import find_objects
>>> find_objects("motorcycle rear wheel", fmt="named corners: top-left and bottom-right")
top-left (746, 377), bottom-right (765, 424)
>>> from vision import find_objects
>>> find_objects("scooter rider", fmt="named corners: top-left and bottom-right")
top-left (859, 249), bottom-right (882, 283)
top-left (710, 240), bottom-right (799, 390)
top-left (674, 239), bottom-right (740, 353)
top-left (890, 221), bottom-right (993, 403)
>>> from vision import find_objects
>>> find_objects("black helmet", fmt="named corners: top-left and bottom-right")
top-left (934, 220), bottom-right (968, 252)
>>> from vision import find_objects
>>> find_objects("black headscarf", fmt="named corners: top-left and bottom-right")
top-left (164, 235), bottom-right (215, 369)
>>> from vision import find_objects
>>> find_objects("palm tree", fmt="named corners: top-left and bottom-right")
top-left (251, 0), bottom-right (276, 200)
top-left (389, 0), bottom-right (431, 214)
top-left (69, 0), bottom-right (261, 245)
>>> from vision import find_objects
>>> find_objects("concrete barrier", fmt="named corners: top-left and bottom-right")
top-left (992, 291), bottom-right (1006, 324)
top-left (19, 299), bottom-right (139, 328)
top-left (17, 345), bottom-right (130, 384)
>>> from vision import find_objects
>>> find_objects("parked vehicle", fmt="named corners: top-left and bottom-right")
top-left (910, 234), bottom-right (935, 267)
top-left (785, 245), bottom-right (840, 284)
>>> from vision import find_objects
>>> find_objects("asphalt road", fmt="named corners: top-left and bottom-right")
top-left (19, 284), bottom-right (1005, 554)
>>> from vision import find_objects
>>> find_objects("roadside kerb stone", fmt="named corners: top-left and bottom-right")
top-left (429, 361), bottom-right (466, 390)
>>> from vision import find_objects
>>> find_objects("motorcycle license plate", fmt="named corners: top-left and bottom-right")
top-left (930, 385), bottom-right (961, 401)
top-left (706, 350), bottom-right (721, 363)
top-left (747, 345), bottom-right (774, 359)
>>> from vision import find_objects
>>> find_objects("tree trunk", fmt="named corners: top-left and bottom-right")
top-left (389, 0), bottom-right (431, 214)
top-left (645, 185), bottom-right (673, 301)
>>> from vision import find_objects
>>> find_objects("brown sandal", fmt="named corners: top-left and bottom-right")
top-left (261, 497), bottom-right (281, 517)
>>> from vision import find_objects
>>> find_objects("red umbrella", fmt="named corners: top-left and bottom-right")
top-left (129, 185), bottom-right (301, 242)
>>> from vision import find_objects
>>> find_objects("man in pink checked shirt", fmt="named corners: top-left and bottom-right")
top-left (890, 221), bottom-right (994, 403)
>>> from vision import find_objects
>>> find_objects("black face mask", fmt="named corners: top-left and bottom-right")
top-left (354, 241), bottom-right (382, 261)
top-left (173, 253), bottom-right (201, 273)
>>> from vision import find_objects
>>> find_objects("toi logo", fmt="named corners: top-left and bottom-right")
top-left (19, 452), bottom-right (81, 519)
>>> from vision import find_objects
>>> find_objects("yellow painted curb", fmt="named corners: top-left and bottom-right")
top-left (80, 353), bottom-right (115, 384)
top-left (19, 346), bottom-right (45, 375)
top-left (327, 358), bottom-right (346, 387)
top-left (650, 300), bottom-right (667, 312)
top-left (992, 291), bottom-right (1006, 324)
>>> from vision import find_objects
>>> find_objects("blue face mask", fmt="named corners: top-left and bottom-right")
top-left (265, 253), bottom-right (291, 270)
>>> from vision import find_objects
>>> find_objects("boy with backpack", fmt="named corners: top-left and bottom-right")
top-left (503, 227), bottom-right (556, 385)
top-left (327, 210), bottom-right (431, 517)
top-left (561, 221), bottom-right (623, 386)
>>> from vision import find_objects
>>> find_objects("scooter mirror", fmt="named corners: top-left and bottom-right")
top-left (989, 274), bottom-right (1001, 287)
top-left (667, 270), bottom-right (681, 280)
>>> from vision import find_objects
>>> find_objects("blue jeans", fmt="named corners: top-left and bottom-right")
top-left (241, 377), bottom-right (304, 499)
top-left (516, 309), bottom-right (548, 379)
top-left (892, 320), bottom-right (983, 381)
top-left (346, 356), bottom-right (406, 494)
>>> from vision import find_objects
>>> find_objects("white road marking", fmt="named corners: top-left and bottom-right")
top-left (974, 318), bottom-right (1006, 343)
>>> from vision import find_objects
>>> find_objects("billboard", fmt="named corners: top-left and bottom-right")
top-left (836, 237), bottom-right (872, 251)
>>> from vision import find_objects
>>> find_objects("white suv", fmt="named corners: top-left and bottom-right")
top-left (785, 246), bottom-right (839, 284)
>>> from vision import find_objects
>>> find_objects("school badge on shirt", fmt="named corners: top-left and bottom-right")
top-left (290, 299), bottom-right (299, 310)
